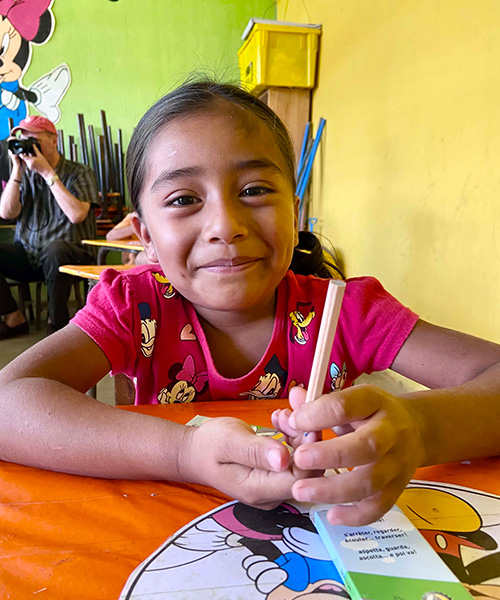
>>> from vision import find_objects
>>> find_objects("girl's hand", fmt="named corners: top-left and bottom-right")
top-left (286, 384), bottom-right (425, 526)
top-left (182, 417), bottom-right (306, 509)
top-left (271, 386), bottom-right (322, 447)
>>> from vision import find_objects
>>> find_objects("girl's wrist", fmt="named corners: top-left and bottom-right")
top-left (173, 423), bottom-right (200, 484)
top-left (401, 395), bottom-right (430, 467)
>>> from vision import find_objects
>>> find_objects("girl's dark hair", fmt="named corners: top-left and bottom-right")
top-left (291, 231), bottom-right (345, 280)
top-left (126, 78), bottom-right (343, 280)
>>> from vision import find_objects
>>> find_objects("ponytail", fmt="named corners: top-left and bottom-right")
top-left (289, 231), bottom-right (345, 280)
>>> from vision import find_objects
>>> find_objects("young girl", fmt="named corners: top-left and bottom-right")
top-left (0, 80), bottom-right (499, 526)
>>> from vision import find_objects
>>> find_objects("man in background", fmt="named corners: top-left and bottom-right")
top-left (0, 116), bottom-right (99, 338)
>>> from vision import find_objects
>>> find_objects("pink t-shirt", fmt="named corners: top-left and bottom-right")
top-left (71, 266), bottom-right (419, 404)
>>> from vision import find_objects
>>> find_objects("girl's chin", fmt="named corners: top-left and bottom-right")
top-left (192, 290), bottom-right (276, 314)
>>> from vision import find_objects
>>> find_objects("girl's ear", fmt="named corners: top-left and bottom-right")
top-left (130, 212), bottom-right (159, 264)
top-left (293, 195), bottom-right (300, 247)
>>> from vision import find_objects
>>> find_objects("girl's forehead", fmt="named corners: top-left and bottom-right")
top-left (147, 105), bottom-right (288, 171)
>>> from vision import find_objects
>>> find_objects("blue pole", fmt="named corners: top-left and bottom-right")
top-left (297, 122), bottom-right (311, 177)
top-left (297, 117), bottom-right (326, 201)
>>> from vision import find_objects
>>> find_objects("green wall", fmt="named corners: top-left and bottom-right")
top-left (26, 0), bottom-right (273, 156)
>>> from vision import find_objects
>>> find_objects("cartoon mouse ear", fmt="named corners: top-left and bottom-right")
top-left (32, 10), bottom-right (54, 44)
top-left (138, 302), bottom-right (151, 320)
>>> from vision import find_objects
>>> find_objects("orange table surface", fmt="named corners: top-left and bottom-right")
top-left (1, 400), bottom-right (499, 599)
top-left (59, 263), bottom-right (137, 280)
top-left (82, 237), bottom-right (145, 251)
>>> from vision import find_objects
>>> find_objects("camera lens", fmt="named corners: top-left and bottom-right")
top-left (7, 137), bottom-right (39, 156)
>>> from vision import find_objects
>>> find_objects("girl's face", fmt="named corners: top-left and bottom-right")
top-left (133, 104), bottom-right (299, 321)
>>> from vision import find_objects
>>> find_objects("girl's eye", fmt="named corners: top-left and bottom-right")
top-left (242, 186), bottom-right (272, 197)
top-left (166, 196), bottom-right (199, 207)
top-left (0, 33), bottom-right (9, 57)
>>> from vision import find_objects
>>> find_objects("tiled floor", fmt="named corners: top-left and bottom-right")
top-left (0, 296), bottom-right (115, 406)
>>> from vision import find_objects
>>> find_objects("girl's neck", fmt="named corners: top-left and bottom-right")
top-left (194, 294), bottom-right (277, 379)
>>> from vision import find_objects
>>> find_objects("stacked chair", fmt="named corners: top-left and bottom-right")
top-left (57, 110), bottom-right (126, 236)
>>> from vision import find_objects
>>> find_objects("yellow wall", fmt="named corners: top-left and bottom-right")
top-left (278, 0), bottom-right (500, 344)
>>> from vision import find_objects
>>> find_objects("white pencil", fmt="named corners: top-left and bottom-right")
top-left (305, 279), bottom-right (346, 404)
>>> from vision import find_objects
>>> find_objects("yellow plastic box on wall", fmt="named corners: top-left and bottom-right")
top-left (238, 18), bottom-right (322, 94)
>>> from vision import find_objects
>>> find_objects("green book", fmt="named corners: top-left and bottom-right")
top-left (312, 504), bottom-right (474, 600)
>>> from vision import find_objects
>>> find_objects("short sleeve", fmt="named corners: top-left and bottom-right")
top-left (71, 268), bottom-right (138, 376)
top-left (339, 277), bottom-right (419, 375)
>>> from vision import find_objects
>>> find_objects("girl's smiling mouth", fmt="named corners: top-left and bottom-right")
top-left (199, 256), bottom-right (262, 271)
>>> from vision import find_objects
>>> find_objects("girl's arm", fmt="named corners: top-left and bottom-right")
top-left (0, 325), bottom-right (185, 479)
top-left (391, 319), bottom-right (500, 463)
top-left (275, 319), bottom-right (500, 525)
top-left (0, 325), bottom-right (298, 506)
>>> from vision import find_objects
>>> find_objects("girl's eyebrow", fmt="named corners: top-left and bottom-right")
top-left (150, 158), bottom-right (283, 192)
top-left (151, 166), bottom-right (204, 191)
top-left (235, 158), bottom-right (283, 174)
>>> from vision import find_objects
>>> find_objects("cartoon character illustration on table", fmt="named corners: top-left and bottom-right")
top-left (289, 302), bottom-right (316, 345)
top-left (400, 484), bottom-right (500, 599)
top-left (120, 481), bottom-right (500, 599)
top-left (329, 362), bottom-right (347, 391)
top-left (152, 272), bottom-right (175, 299)
top-left (138, 302), bottom-right (156, 358)
top-left (157, 354), bottom-right (208, 404)
top-left (241, 354), bottom-right (288, 400)
top-left (120, 500), bottom-right (348, 600)
top-left (0, 0), bottom-right (70, 138)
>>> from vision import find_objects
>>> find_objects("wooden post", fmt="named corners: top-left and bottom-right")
top-left (259, 87), bottom-right (311, 165)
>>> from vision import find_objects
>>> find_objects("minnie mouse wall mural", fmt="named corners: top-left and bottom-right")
top-left (0, 0), bottom-right (70, 140)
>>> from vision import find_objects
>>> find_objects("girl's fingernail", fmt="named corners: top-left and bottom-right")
top-left (289, 413), bottom-right (297, 429)
top-left (268, 448), bottom-right (282, 471)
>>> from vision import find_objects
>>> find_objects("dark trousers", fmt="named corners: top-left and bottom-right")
top-left (0, 241), bottom-right (94, 329)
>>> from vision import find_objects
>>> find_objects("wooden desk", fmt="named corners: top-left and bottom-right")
top-left (59, 263), bottom-right (136, 281)
top-left (82, 237), bottom-right (145, 265)
top-left (1, 401), bottom-right (499, 599)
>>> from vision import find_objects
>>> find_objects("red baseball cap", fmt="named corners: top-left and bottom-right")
top-left (11, 115), bottom-right (57, 136)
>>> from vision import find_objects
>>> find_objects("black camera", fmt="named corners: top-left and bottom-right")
top-left (8, 137), bottom-right (41, 156)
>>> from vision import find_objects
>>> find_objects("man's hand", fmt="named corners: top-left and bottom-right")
top-left (7, 149), bottom-right (26, 181)
top-left (19, 144), bottom-right (54, 180)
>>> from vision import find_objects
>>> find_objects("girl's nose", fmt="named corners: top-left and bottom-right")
top-left (205, 196), bottom-right (248, 243)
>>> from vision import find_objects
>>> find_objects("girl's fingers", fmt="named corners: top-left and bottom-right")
top-left (211, 418), bottom-right (291, 473)
top-left (293, 416), bottom-right (394, 471)
top-left (323, 472), bottom-right (414, 527)
top-left (291, 454), bottom-right (416, 524)
top-left (271, 408), bottom-right (297, 437)
top-left (292, 461), bottom-right (391, 505)
top-left (288, 385), bottom-right (307, 411)
top-left (291, 384), bottom-right (385, 433)
top-left (217, 461), bottom-right (297, 509)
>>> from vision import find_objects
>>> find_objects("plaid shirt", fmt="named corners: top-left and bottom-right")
top-left (14, 155), bottom-right (100, 268)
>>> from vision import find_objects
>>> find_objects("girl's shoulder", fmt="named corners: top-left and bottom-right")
top-left (97, 264), bottom-right (170, 293)
top-left (284, 271), bottom-right (411, 319)
top-left (87, 264), bottom-right (179, 313)
top-left (283, 270), bottom-right (381, 298)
